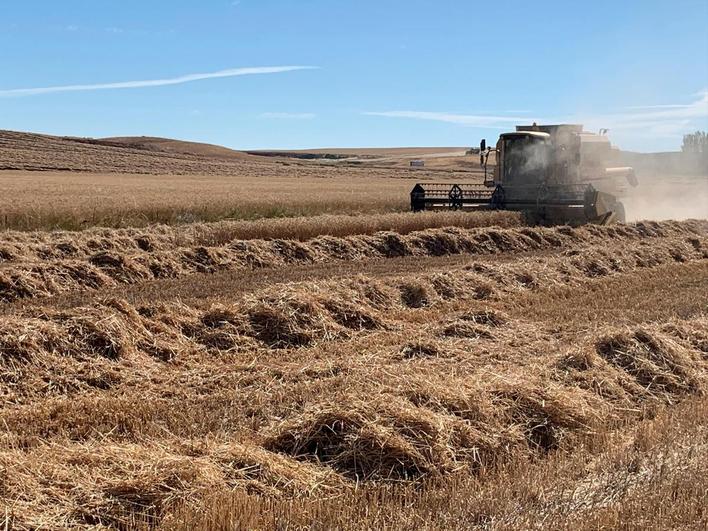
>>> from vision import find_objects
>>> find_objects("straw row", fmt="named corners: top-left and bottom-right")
top-left (1, 221), bottom-right (705, 303)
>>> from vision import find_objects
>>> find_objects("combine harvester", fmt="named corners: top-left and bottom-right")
top-left (410, 124), bottom-right (637, 224)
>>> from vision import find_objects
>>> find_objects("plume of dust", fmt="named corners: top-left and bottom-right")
top-left (623, 178), bottom-right (708, 222)
top-left (622, 180), bottom-right (708, 221)
top-left (618, 147), bottom-right (707, 221)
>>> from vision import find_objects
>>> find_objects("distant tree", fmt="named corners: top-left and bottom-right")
top-left (682, 131), bottom-right (708, 153)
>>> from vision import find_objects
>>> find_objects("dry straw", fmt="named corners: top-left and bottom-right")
top-left (1, 220), bottom-right (705, 304)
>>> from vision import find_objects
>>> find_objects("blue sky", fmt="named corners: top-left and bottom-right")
top-left (1, 0), bottom-right (707, 151)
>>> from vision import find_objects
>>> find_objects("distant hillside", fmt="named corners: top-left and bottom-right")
top-left (0, 130), bottom-right (479, 174)
top-left (251, 147), bottom-right (467, 157)
top-left (0, 130), bottom-right (268, 174)
top-left (99, 136), bottom-right (252, 161)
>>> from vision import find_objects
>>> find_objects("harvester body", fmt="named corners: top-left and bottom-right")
top-left (410, 124), bottom-right (635, 224)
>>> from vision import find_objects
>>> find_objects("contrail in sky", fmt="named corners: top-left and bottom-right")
top-left (0, 66), bottom-right (317, 97)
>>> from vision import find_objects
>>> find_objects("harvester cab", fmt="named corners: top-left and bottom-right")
top-left (411, 124), bottom-right (633, 225)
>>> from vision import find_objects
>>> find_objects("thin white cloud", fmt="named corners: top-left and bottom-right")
top-left (0, 66), bottom-right (317, 97)
top-left (261, 112), bottom-right (316, 120)
top-left (583, 90), bottom-right (708, 138)
top-left (607, 90), bottom-right (707, 125)
top-left (364, 111), bottom-right (535, 129)
top-left (365, 90), bottom-right (708, 137)
top-left (624, 104), bottom-right (692, 110)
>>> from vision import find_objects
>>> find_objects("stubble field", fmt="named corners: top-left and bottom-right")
top-left (0, 130), bottom-right (706, 529)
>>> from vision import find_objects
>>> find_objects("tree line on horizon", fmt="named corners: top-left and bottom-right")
top-left (682, 131), bottom-right (707, 154)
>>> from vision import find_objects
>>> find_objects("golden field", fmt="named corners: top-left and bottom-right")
top-left (0, 130), bottom-right (706, 530)
top-left (0, 131), bottom-right (479, 231)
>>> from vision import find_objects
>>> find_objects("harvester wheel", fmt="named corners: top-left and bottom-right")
top-left (613, 200), bottom-right (626, 223)
top-left (490, 186), bottom-right (505, 210)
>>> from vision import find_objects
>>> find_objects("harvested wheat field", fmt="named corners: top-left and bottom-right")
top-left (1, 213), bottom-right (707, 529)
top-left (0, 131), bottom-right (707, 530)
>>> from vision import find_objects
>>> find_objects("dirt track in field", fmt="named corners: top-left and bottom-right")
top-left (0, 250), bottom-right (552, 312)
